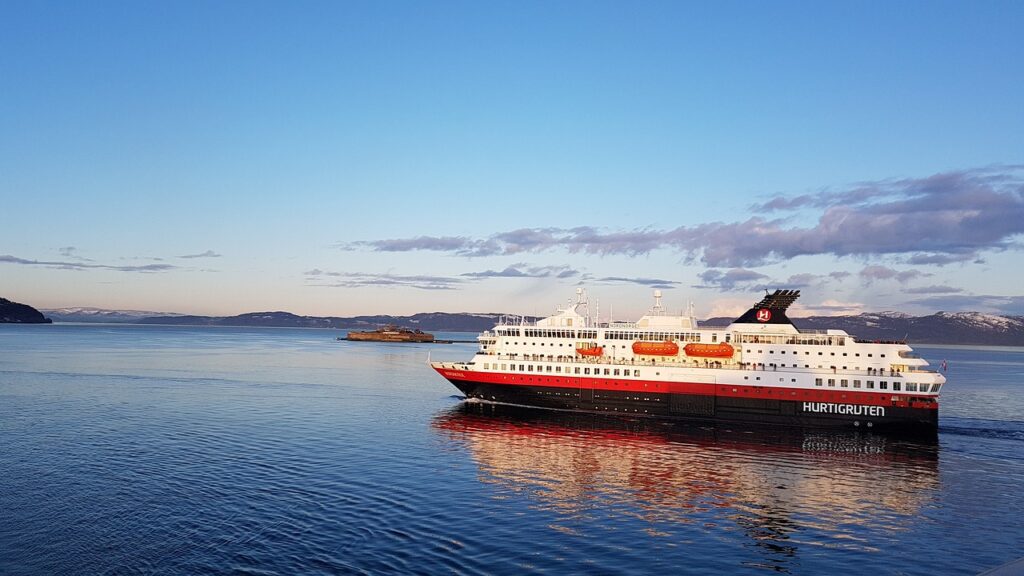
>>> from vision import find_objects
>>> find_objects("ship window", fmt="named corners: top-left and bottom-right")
top-left (519, 365), bottom-right (525, 371)
top-left (828, 379), bottom-right (835, 387)
top-left (856, 353), bottom-right (860, 357)
top-left (931, 383), bottom-right (941, 393)
top-left (584, 368), bottom-right (591, 375)
top-left (853, 380), bottom-right (861, 388)
top-left (483, 363), bottom-right (489, 369)
top-left (555, 366), bottom-right (561, 373)
top-left (867, 381), bottom-right (874, 389)
top-left (818, 352), bottom-right (823, 355)
top-left (840, 379), bottom-right (848, 387)
top-left (815, 378), bottom-right (823, 386)
top-left (881, 354), bottom-right (886, 358)
top-left (634, 370), bottom-right (640, 377)
top-left (791, 379), bottom-right (797, 383)
top-left (574, 367), bottom-right (580, 374)
top-left (879, 381), bottom-right (888, 390)
top-left (906, 382), bottom-right (917, 392)
top-left (614, 369), bottom-right (620, 376)
top-left (528, 365), bottom-right (534, 372)
top-left (843, 353), bottom-right (847, 356)
top-left (868, 354), bottom-right (873, 357)
top-left (893, 382), bottom-right (901, 391)
top-left (546, 366), bottom-right (553, 372)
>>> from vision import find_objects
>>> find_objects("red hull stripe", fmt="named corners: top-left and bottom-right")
top-left (433, 367), bottom-right (937, 410)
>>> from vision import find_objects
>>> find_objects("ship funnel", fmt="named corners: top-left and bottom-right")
top-left (732, 289), bottom-right (801, 325)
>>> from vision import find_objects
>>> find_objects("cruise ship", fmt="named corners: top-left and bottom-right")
top-left (431, 289), bottom-right (944, 431)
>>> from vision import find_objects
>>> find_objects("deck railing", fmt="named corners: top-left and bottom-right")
top-left (462, 352), bottom-right (935, 377)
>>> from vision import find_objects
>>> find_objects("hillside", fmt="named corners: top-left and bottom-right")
top-left (0, 298), bottom-right (52, 323)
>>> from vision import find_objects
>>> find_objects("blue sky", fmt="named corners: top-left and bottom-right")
top-left (2, 1), bottom-right (1023, 318)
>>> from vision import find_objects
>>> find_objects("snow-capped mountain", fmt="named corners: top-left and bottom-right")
top-left (41, 308), bottom-right (183, 323)
top-left (705, 311), bottom-right (1024, 345)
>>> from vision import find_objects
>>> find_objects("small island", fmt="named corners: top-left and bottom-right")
top-left (0, 298), bottom-right (52, 323)
top-left (346, 325), bottom-right (435, 343)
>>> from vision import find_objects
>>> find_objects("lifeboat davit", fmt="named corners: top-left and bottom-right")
top-left (683, 343), bottom-right (734, 358)
top-left (631, 341), bottom-right (679, 356)
top-left (576, 345), bottom-right (604, 357)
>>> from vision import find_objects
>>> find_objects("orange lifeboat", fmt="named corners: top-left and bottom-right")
top-left (683, 343), bottom-right (734, 358)
top-left (631, 341), bottom-right (679, 356)
top-left (576, 345), bottom-right (604, 357)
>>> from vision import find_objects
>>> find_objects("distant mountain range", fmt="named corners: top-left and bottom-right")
top-left (42, 308), bottom-right (514, 333)
top-left (131, 311), bottom-right (511, 332)
top-left (41, 307), bottom-right (184, 323)
top-left (36, 305), bottom-right (1024, 346)
top-left (702, 311), bottom-right (1024, 346)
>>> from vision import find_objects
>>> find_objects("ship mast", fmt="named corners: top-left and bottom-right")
top-left (651, 289), bottom-right (665, 316)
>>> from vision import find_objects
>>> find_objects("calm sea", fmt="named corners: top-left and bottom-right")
top-left (1, 324), bottom-right (1022, 575)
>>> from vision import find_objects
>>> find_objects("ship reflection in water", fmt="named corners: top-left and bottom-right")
top-left (432, 402), bottom-right (939, 570)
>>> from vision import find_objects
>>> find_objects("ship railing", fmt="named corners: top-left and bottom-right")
top-left (480, 353), bottom-right (745, 370)
top-left (477, 352), bottom-right (931, 377)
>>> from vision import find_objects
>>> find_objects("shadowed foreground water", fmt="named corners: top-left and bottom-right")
top-left (1, 324), bottom-right (1022, 574)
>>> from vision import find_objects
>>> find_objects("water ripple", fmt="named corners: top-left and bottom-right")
top-left (1, 325), bottom-right (1023, 575)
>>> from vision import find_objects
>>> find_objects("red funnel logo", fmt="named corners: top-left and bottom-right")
top-left (756, 309), bottom-right (772, 322)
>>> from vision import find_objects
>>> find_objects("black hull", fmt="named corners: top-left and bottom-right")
top-left (448, 379), bottom-right (938, 434)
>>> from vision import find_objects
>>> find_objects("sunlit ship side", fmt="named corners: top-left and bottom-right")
top-left (431, 289), bottom-right (944, 432)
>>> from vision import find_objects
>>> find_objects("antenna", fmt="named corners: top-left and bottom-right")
top-left (573, 287), bottom-right (590, 325)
